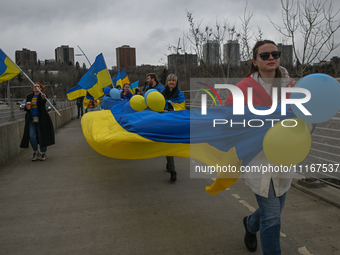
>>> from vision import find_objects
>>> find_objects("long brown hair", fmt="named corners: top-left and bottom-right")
top-left (247, 40), bottom-right (282, 79)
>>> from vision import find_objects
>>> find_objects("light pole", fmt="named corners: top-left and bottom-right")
top-left (75, 45), bottom-right (92, 66)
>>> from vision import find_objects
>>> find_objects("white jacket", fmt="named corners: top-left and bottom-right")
top-left (244, 67), bottom-right (296, 198)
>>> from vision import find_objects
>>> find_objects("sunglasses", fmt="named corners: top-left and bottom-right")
top-left (258, 51), bottom-right (281, 60)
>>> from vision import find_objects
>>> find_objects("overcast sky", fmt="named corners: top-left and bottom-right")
top-left (1, 0), bottom-right (339, 69)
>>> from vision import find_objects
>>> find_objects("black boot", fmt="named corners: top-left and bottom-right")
top-left (243, 216), bottom-right (257, 252)
top-left (170, 171), bottom-right (177, 182)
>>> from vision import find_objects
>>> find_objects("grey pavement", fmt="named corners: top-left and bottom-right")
top-left (1, 118), bottom-right (340, 255)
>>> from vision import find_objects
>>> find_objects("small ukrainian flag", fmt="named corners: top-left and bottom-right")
top-left (0, 49), bottom-right (21, 83)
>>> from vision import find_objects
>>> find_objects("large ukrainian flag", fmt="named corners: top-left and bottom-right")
top-left (81, 104), bottom-right (296, 195)
top-left (0, 49), bottom-right (21, 83)
top-left (77, 53), bottom-right (111, 99)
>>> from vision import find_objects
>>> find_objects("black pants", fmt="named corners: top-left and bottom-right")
top-left (77, 104), bottom-right (83, 118)
top-left (166, 156), bottom-right (175, 172)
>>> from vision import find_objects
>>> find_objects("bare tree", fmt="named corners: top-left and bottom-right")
top-left (183, 10), bottom-right (233, 78)
top-left (270, 0), bottom-right (340, 77)
top-left (239, 1), bottom-right (253, 62)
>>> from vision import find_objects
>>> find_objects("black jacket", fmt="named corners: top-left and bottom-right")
top-left (20, 93), bottom-right (55, 148)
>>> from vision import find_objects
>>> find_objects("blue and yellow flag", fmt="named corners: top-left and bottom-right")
top-left (115, 71), bottom-right (122, 88)
top-left (111, 74), bottom-right (117, 87)
top-left (129, 80), bottom-right (139, 94)
top-left (81, 104), bottom-right (297, 194)
top-left (121, 69), bottom-right (130, 85)
top-left (0, 49), bottom-right (21, 83)
top-left (66, 85), bottom-right (87, 101)
top-left (77, 53), bottom-right (111, 99)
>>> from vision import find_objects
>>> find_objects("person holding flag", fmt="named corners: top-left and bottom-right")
top-left (20, 82), bottom-right (55, 161)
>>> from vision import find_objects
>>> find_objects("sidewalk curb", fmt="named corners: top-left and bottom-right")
top-left (291, 180), bottom-right (340, 209)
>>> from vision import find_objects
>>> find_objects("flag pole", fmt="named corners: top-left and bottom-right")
top-left (77, 45), bottom-right (92, 66)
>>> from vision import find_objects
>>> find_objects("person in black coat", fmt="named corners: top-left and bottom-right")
top-left (20, 82), bottom-right (55, 161)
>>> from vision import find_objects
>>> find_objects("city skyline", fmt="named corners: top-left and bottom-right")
top-left (2, 0), bottom-right (339, 69)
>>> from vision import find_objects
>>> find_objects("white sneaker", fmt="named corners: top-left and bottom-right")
top-left (40, 154), bottom-right (47, 161)
top-left (32, 152), bottom-right (41, 161)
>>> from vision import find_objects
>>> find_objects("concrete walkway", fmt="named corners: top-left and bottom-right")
top-left (0, 118), bottom-right (339, 255)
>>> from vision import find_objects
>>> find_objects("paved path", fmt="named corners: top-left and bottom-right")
top-left (1, 118), bottom-right (339, 255)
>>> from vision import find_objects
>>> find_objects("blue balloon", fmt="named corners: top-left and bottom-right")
top-left (103, 86), bottom-right (111, 95)
top-left (290, 73), bottom-right (340, 123)
top-left (110, 88), bottom-right (121, 100)
top-left (144, 89), bottom-right (157, 104)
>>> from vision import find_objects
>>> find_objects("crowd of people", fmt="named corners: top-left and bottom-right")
top-left (20, 40), bottom-right (296, 254)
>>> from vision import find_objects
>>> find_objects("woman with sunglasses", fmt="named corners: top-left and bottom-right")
top-left (226, 40), bottom-right (296, 255)
top-left (20, 82), bottom-right (55, 161)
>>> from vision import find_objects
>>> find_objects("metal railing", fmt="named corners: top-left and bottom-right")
top-left (0, 99), bottom-right (76, 124)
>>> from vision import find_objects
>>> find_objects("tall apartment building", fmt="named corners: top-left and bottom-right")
top-left (277, 43), bottom-right (293, 67)
top-left (203, 40), bottom-right (220, 66)
top-left (116, 45), bottom-right (136, 69)
top-left (55, 45), bottom-right (74, 65)
top-left (223, 40), bottom-right (240, 66)
top-left (167, 53), bottom-right (198, 67)
top-left (15, 48), bottom-right (37, 66)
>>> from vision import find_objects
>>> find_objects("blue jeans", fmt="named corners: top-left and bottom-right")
top-left (247, 180), bottom-right (287, 255)
top-left (29, 122), bottom-right (47, 153)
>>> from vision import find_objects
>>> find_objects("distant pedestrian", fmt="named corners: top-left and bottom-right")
top-left (20, 82), bottom-right (55, 161)
top-left (76, 96), bottom-right (84, 118)
top-left (134, 87), bottom-right (141, 95)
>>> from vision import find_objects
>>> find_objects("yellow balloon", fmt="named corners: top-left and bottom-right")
top-left (130, 95), bottom-right (147, 111)
top-left (146, 91), bottom-right (166, 112)
top-left (97, 99), bottom-right (100, 105)
top-left (263, 118), bottom-right (311, 166)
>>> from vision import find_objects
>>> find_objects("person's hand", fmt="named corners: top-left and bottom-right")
top-left (163, 110), bottom-right (168, 112)
top-left (41, 93), bottom-right (46, 100)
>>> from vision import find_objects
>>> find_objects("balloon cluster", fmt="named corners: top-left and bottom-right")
top-left (264, 74), bottom-right (340, 166)
top-left (130, 89), bottom-right (166, 112)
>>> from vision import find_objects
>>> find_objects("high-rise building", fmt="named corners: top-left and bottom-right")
top-left (116, 45), bottom-right (136, 69)
top-left (223, 40), bottom-right (240, 66)
top-left (15, 48), bottom-right (37, 66)
top-left (167, 53), bottom-right (198, 67)
top-left (203, 40), bottom-right (220, 66)
top-left (277, 43), bottom-right (293, 67)
top-left (55, 45), bottom-right (74, 65)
